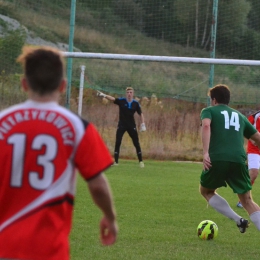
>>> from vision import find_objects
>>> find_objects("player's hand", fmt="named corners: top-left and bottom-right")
top-left (250, 138), bottom-right (256, 145)
top-left (140, 123), bottom-right (146, 132)
top-left (100, 217), bottom-right (118, 246)
top-left (97, 90), bottom-right (107, 98)
top-left (203, 153), bottom-right (211, 170)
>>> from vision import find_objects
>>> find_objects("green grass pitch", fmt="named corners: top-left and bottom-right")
top-left (70, 160), bottom-right (260, 260)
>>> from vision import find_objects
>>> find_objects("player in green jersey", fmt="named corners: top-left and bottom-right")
top-left (200, 84), bottom-right (260, 233)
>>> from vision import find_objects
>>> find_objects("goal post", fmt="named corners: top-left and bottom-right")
top-left (63, 52), bottom-right (260, 66)
top-left (78, 65), bottom-right (85, 116)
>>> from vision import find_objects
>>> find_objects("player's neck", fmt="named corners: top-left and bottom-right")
top-left (27, 91), bottom-right (60, 103)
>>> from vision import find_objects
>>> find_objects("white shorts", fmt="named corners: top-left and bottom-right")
top-left (248, 153), bottom-right (260, 170)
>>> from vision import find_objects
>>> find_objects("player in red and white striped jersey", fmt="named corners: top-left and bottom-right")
top-left (237, 110), bottom-right (260, 208)
top-left (0, 46), bottom-right (118, 260)
top-left (247, 111), bottom-right (260, 183)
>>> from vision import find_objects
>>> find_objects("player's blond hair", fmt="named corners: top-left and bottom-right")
top-left (126, 87), bottom-right (134, 91)
top-left (17, 46), bottom-right (65, 95)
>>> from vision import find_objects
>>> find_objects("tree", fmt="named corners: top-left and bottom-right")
top-left (216, 0), bottom-right (251, 57)
top-left (201, 0), bottom-right (211, 49)
top-left (247, 0), bottom-right (260, 32)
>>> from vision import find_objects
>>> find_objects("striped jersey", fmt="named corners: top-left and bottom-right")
top-left (0, 100), bottom-right (113, 260)
top-left (247, 112), bottom-right (260, 155)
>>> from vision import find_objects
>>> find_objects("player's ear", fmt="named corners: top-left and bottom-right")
top-left (211, 98), bottom-right (216, 105)
top-left (59, 79), bottom-right (67, 93)
top-left (21, 77), bottom-right (29, 92)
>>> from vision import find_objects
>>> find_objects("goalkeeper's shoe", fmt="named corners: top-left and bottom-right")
top-left (237, 218), bottom-right (249, 233)
top-left (139, 161), bottom-right (144, 168)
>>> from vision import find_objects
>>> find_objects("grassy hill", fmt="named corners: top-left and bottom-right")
top-left (1, 0), bottom-right (198, 55)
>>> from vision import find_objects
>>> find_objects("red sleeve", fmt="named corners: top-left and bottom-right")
top-left (247, 116), bottom-right (260, 154)
top-left (248, 115), bottom-right (254, 124)
top-left (74, 123), bottom-right (113, 180)
top-left (256, 117), bottom-right (260, 132)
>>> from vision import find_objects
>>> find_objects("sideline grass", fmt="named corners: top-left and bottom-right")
top-left (70, 160), bottom-right (260, 260)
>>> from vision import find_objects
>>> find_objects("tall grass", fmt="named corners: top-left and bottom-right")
top-left (73, 90), bottom-right (204, 161)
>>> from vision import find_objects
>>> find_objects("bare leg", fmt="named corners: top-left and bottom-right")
top-left (249, 168), bottom-right (259, 184)
top-left (237, 191), bottom-right (260, 215)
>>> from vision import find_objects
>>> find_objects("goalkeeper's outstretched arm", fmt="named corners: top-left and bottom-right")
top-left (97, 90), bottom-right (115, 101)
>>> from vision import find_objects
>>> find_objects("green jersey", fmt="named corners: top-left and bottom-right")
top-left (200, 104), bottom-right (257, 163)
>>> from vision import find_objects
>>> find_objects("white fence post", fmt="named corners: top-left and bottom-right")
top-left (78, 65), bottom-right (86, 116)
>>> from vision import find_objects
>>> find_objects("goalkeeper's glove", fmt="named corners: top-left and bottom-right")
top-left (97, 90), bottom-right (107, 98)
top-left (140, 123), bottom-right (146, 132)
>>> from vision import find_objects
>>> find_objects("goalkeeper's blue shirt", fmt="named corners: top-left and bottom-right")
top-left (114, 98), bottom-right (142, 128)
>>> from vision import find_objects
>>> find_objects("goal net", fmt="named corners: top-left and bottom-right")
top-left (1, 0), bottom-right (260, 160)
top-left (66, 53), bottom-right (260, 108)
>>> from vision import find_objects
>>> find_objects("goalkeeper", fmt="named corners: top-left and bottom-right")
top-left (97, 87), bottom-right (146, 168)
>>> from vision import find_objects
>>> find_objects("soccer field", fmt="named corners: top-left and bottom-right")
top-left (70, 160), bottom-right (260, 260)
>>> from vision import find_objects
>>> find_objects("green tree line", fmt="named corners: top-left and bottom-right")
top-left (81, 0), bottom-right (260, 59)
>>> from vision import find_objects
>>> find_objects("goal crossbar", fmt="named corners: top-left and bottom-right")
top-left (63, 52), bottom-right (260, 66)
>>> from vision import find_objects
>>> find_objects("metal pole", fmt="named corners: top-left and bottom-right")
top-left (78, 65), bottom-right (86, 116)
top-left (65, 0), bottom-right (76, 109)
top-left (208, 0), bottom-right (219, 106)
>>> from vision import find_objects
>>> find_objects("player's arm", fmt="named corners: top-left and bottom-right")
top-left (201, 118), bottom-right (212, 170)
top-left (249, 138), bottom-right (256, 145)
top-left (87, 173), bottom-right (118, 246)
top-left (139, 113), bottom-right (146, 132)
top-left (97, 90), bottom-right (115, 102)
top-left (250, 132), bottom-right (260, 151)
top-left (140, 113), bottom-right (145, 124)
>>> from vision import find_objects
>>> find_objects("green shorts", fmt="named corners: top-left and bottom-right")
top-left (200, 161), bottom-right (252, 194)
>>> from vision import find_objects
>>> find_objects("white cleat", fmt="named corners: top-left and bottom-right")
top-left (139, 161), bottom-right (144, 168)
top-left (237, 202), bottom-right (243, 208)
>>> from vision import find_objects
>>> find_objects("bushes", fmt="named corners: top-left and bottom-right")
top-left (0, 28), bottom-right (26, 74)
top-left (0, 71), bottom-right (25, 109)
top-left (0, 27), bottom-right (26, 107)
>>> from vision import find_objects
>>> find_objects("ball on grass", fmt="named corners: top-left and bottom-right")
top-left (197, 220), bottom-right (218, 240)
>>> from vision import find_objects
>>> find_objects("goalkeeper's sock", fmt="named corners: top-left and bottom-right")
top-left (250, 211), bottom-right (260, 230)
top-left (209, 194), bottom-right (241, 223)
top-left (137, 151), bottom-right (142, 162)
